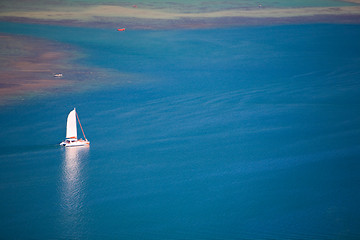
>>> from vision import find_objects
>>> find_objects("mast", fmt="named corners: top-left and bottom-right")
top-left (75, 109), bottom-right (87, 141)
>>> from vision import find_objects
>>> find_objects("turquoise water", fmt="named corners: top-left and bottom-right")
top-left (0, 0), bottom-right (356, 12)
top-left (1, 23), bottom-right (360, 239)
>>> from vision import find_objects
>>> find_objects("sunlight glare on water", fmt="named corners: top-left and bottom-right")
top-left (59, 146), bottom-right (89, 239)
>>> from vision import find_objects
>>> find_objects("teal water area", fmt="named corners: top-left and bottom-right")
top-left (0, 0), bottom-right (357, 13)
top-left (0, 23), bottom-right (360, 239)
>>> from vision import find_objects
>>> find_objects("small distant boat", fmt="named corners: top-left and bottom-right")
top-left (117, 28), bottom-right (126, 31)
top-left (54, 73), bottom-right (63, 78)
top-left (60, 108), bottom-right (90, 147)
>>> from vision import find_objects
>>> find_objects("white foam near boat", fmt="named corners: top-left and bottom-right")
top-left (60, 108), bottom-right (90, 147)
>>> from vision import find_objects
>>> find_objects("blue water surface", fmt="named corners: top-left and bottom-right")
top-left (0, 23), bottom-right (360, 239)
top-left (0, 0), bottom-right (356, 13)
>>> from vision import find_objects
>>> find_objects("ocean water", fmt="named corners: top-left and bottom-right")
top-left (1, 23), bottom-right (360, 239)
top-left (0, 0), bottom-right (356, 13)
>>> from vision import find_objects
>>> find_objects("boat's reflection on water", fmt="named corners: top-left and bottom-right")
top-left (60, 146), bottom-right (89, 237)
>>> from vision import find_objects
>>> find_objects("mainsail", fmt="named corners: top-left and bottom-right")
top-left (66, 109), bottom-right (77, 139)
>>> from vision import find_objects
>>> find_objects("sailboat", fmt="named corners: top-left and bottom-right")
top-left (60, 108), bottom-right (90, 147)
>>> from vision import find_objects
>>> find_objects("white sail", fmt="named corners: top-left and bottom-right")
top-left (66, 109), bottom-right (77, 139)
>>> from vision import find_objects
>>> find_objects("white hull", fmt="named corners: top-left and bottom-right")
top-left (60, 139), bottom-right (90, 147)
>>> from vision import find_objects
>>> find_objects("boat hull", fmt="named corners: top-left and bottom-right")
top-left (60, 139), bottom-right (90, 147)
